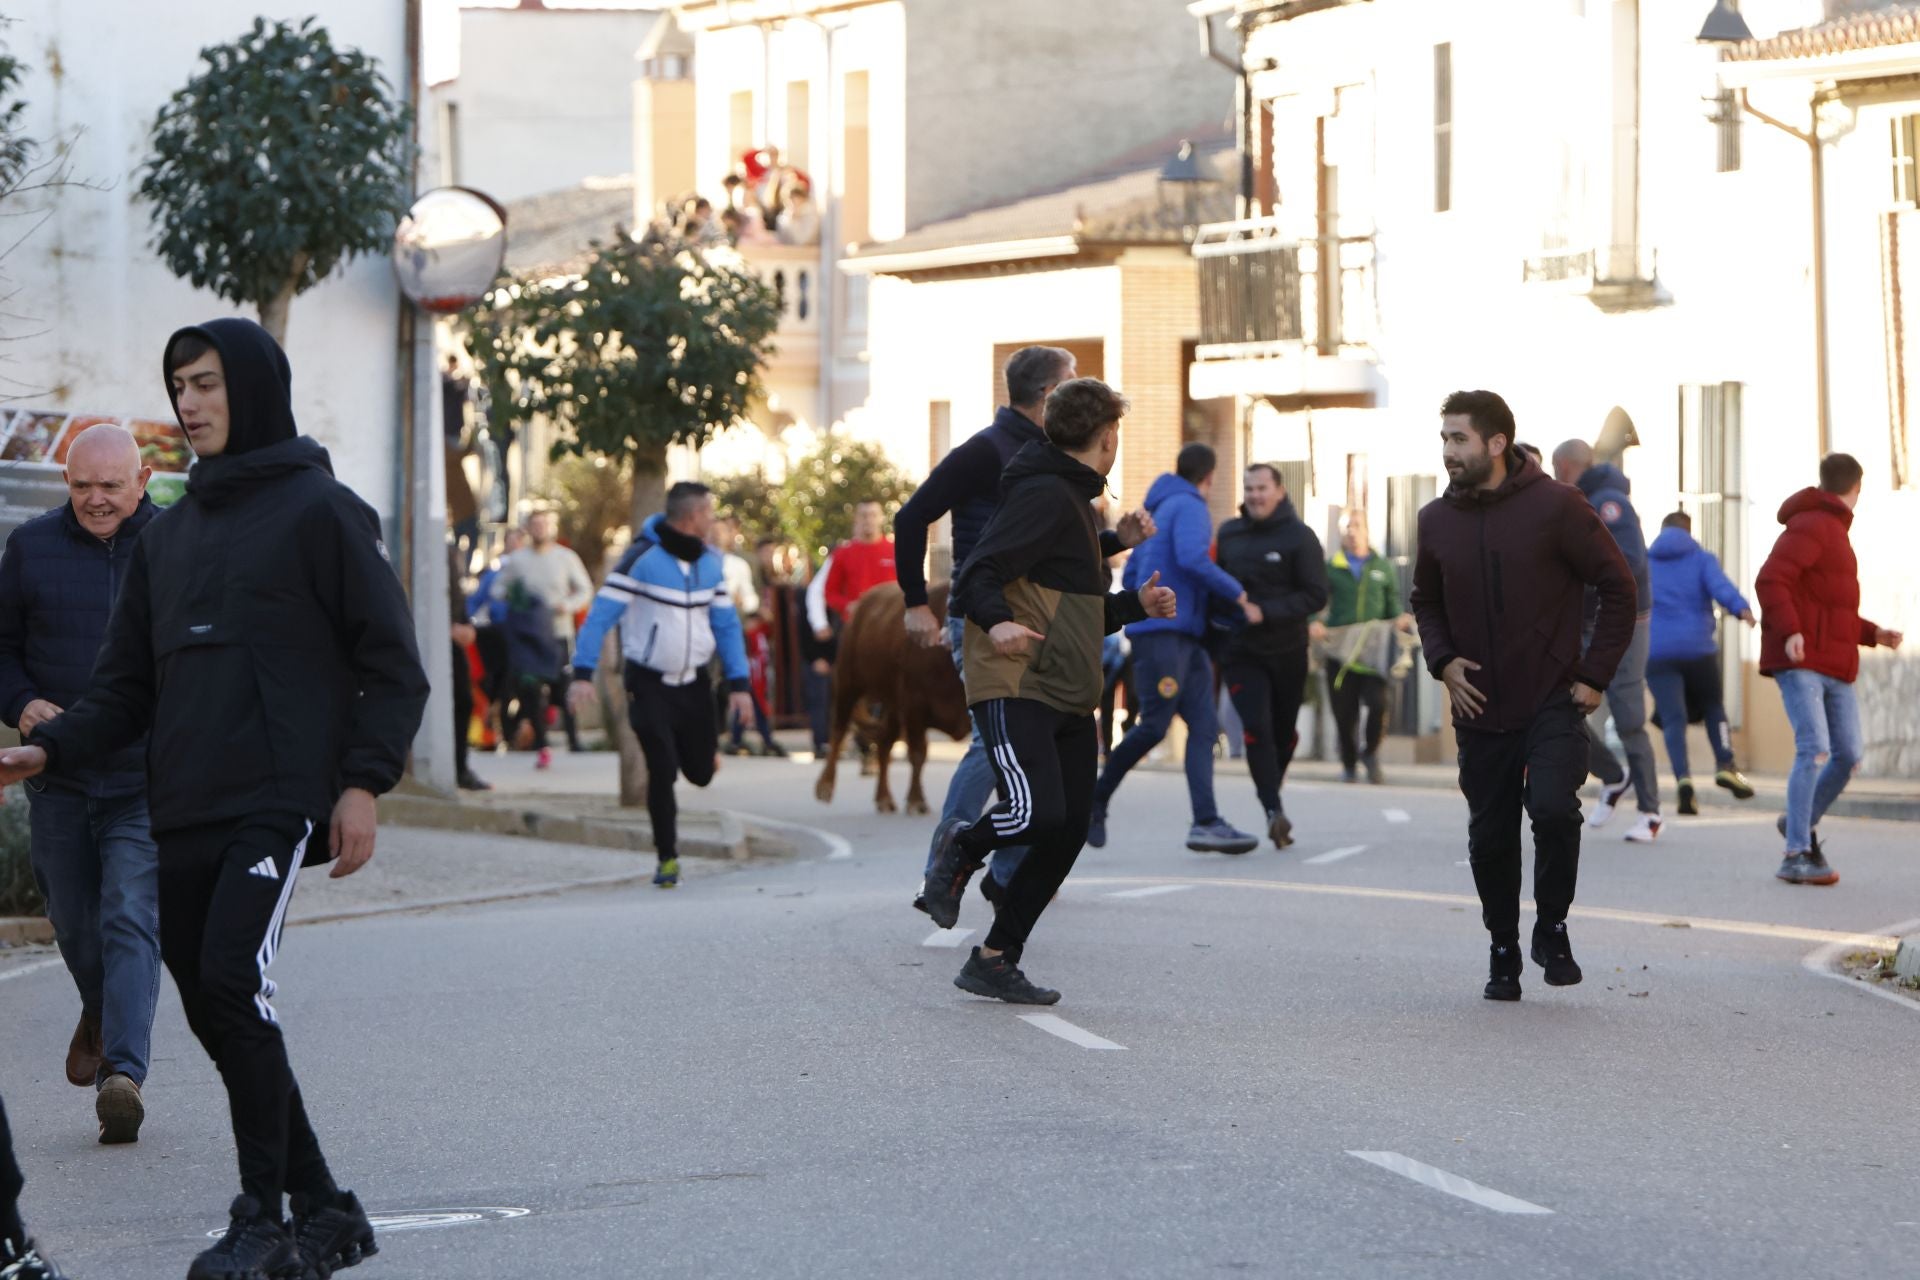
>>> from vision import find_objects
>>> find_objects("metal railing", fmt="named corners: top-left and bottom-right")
top-left (1192, 216), bottom-right (1376, 357)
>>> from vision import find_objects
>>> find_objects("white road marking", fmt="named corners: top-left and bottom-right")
top-left (1018, 1013), bottom-right (1125, 1051)
top-left (1070, 876), bottom-right (1900, 949)
top-left (922, 927), bottom-right (976, 948)
top-left (0, 957), bottom-right (63, 984)
top-left (1383, 809), bottom-right (1411, 824)
top-left (1106, 884), bottom-right (1194, 899)
top-left (1305, 845), bottom-right (1369, 866)
top-left (1346, 1151), bottom-right (1553, 1215)
top-left (731, 810), bottom-right (853, 860)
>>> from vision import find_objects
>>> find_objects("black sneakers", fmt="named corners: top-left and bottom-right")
top-left (954, 947), bottom-right (1060, 1005)
top-left (1777, 851), bottom-right (1840, 886)
top-left (1530, 921), bottom-right (1583, 986)
top-left (1484, 942), bottom-right (1522, 1002)
top-left (291, 1190), bottom-right (378, 1277)
top-left (922, 818), bottom-right (977, 930)
top-left (0, 1234), bottom-right (66, 1280)
top-left (1086, 805), bottom-right (1108, 849)
top-left (188, 1197), bottom-right (308, 1280)
top-left (1677, 780), bottom-right (1698, 816)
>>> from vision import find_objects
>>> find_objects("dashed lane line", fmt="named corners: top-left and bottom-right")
top-left (1070, 876), bottom-right (1900, 950)
top-left (1383, 809), bottom-right (1412, 824)
top-left (1105, 885), bottom-right (1194, 900)
top-left (1304, 845), bottom-right (1369, 866)
top-left (922, 927), bottom-right (976, 948)
top-left (1017, 1013), bottom-right (1125, 1051)
top-left (1347, 1151), bottom-right (1553, 1215)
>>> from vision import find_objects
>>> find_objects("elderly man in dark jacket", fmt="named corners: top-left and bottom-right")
top-left (0, 423), bottom-right (160, 1146)
top-left (1413, 392), bottom-right (1635, 1002)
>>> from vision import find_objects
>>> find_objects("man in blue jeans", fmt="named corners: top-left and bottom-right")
top-left (1754, 453), bottom-right (1903, 885)
top-left (1645, 509), bottom-right (1756, 815)
top-left (1088, 443), bottom-right (1260, 854)
top-left (0, 424), bottom-right (160, 1145)
top-left (893, 346), bottom-right (1154, 912)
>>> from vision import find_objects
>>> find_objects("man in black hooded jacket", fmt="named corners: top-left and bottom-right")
top-left (0, 318), bottom-right (429, 1280)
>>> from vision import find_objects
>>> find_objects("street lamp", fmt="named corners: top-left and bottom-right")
top-left (1696, 0), bottom-right (1753, 44)
top-left (1160, 139), bottom-right (1211, 238)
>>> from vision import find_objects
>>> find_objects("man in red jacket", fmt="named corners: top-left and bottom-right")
top-left (821, 500), bottom-right (897, 621)
top-left (1755, 453), bottom-right (1903, 886)
top-left (1411, 391), bottom-right (1637, 1002)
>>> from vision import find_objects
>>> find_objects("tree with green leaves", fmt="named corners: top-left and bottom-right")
top-left (136, 17), bottom-right (412, 343)
top-left (465, 230), bottom-right (781, 521)
top-left (776, 438), bottom-right (913, 567)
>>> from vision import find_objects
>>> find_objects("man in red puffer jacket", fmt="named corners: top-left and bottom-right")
top-left (1755, 453), bottom-right (1904, 886)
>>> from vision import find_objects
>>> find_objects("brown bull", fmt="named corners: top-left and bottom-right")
top-left (815, 582), bottom-right (971, 814)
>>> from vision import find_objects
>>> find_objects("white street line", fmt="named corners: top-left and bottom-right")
top-left (731, 810), bottom-right (852, 860)
top-left (922, 928), bottom-right (975, 948)
top-left (1347, 1151), bottom-right (1553, 1215)
top-left (1106, 885), bottom-right (1194, 900)
top-left (0, 957), bottom-right (63, 984)
top-left (1383, 809), bottom-right (1411, 824)
top-left (1017, 1013), bottom-right (1125, 1051)
top-left (1305, 845), bottom-right (1369, 866)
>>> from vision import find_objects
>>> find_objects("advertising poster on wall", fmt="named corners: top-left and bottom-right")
top-left (0, 408), bottom-right (191, 536)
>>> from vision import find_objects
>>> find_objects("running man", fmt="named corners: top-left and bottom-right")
top-left (923, 378), bottom-right (1176, 1003)
top-left (1412, 391), bottom-right (1635, 1001)
top-left (1646, 509), bottom-right (1756, 814)
top-left (569, 481), bottom-right (754, 890)
top-left (0, 318), bottom-right (430, 1279)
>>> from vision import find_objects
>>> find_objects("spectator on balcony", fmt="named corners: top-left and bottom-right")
top-left (778, 186), bottom-right (820, 247)
top-left (730, 206), bottom-right (777, 247)
top-left (682, 197), bottom-right (728, 247)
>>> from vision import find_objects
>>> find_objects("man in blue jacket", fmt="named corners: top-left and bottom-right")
top-left (1088, 443), bottom-right (1259, 854)
top-left (1646, 510), bottom-right (1757, 814)
top-left (1554, 440), bottom-right (1662, 843)
top-left (0, 424), bottom-right (160, 1147)
top-left (569, 481), bottom-right (753, 890)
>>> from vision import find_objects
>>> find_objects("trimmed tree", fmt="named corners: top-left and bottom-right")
top-left (465, 231), bottom-right (781, 805)
top-left (136, 17), bottom-right (412, 343)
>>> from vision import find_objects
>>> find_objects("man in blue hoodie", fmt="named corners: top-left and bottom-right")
top-left (1554, 440), bottom-right (1661, 843)
top-left (1646, 510), bottom-right (1757, 814)
top-left (1087, 443), bottom-right (1260, 854)
top-left (568, 481), bottom-right (753, 890)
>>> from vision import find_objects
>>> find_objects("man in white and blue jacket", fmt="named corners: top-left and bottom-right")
top-left (568, 482), bottom-right (752, 888)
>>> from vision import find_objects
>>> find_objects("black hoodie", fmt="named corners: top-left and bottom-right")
top-left (954, 440), bottom-right (1147, 715)
top-left (1215, 495), bottom-right (1329, 662)
top-left (31, 318), bottom-right (429, 842)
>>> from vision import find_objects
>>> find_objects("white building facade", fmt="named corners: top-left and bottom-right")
top-left (1190, 0), bottom-right (1919, 775)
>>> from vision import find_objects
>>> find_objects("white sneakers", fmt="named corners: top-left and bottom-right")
top-left (1624, 813), bottom-right (1664, 844)
top-left (1587, 777), bottom-right (1633, 828)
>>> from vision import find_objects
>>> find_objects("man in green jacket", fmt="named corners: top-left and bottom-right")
top-left (1310, 511), bottom-right (1412, 783)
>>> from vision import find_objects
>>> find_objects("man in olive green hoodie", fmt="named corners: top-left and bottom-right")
top-left (1311, 511), bottom-right (1412, 783)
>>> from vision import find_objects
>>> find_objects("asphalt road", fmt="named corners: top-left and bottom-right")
top-left (6, 751), bottom-right (1918, 1279)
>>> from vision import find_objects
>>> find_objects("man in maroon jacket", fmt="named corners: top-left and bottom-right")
top-left (1411, 391), bottom-right (1637, 1001)
top-left (1755, 453), bottom-right (1902, 886)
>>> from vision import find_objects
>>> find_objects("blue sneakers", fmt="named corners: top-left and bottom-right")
top-left (1186, 819), bottom-right (1258, 855)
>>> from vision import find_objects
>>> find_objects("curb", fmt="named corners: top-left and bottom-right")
top-left (378, 793), bottom-right (757, 862)
top-left (1802, 916), bottom-right (1920, 1015)
top-left (0, 916), bottom-right (52, 948)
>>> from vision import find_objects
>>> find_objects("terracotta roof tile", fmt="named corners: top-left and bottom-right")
top-left (1726, 6), bottom-right (1920, 63)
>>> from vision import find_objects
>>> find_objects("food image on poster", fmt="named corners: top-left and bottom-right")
top-left (128, 418), bottom-right (192, 473)
top-left (0, 412), bottom-right (68, 463)
top-left (51, 415), bottom-right (125, 465)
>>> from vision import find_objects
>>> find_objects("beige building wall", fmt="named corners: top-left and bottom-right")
top-left (634, 78), bottom-right (698, 222)
top-left (1112, 250), bottom-right (1210, 524)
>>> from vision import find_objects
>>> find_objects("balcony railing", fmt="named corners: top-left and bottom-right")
top-left (1193, 217), bottom-right (1376, 360)
top-left (734, 242), bottom-right (820, 336)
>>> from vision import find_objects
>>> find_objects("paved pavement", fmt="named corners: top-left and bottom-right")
top-left (4, 746), bottom-right (1918, 1278)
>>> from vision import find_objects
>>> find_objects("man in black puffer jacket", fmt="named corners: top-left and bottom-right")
top-left (0, 318), bottom-right (429, 1280)
top-left (0, 424), bottom-right (160, 1144)
top-left (1214, 463), bottom-right (1328, 849)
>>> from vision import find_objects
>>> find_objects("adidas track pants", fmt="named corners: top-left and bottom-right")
top-left (955, 697), bottom-right (1097, 956)
top-left (158, 812), bottom-right (336, 1215)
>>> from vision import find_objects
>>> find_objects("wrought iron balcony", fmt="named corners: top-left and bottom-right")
top-left (1193, 216), bottom-right (1376, 360)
